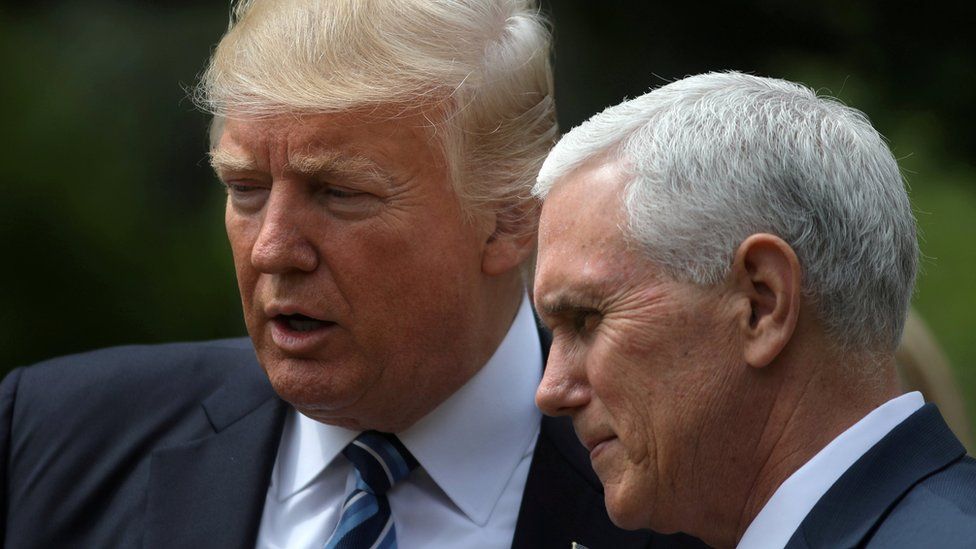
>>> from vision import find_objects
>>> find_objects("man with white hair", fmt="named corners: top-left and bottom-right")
top-left (532, 71), bottom-right (976, 548)
top-left (0, 2), bottom-right (703, 547)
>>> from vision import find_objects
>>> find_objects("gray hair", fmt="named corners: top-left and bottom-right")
top-left (534, 71), bottom-right (918, 353)
top-left (195, 0), bottom-right (557, 241)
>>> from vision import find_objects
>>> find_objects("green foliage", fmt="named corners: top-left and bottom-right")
top-left (3, 1), bottom-right (974, 429)
top-left (1, 2), bottom-right (243, 365)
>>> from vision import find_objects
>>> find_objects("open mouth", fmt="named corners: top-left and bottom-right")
top-left (273, 313), bottom-right (334, 333)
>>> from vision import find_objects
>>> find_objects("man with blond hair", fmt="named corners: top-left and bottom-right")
top-left (0, 2), bottom-right (703, 547)
top-left (532, 71), bottom-right (976, 548)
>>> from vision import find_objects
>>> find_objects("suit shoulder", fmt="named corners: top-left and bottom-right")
top-left (13, 337), bottom-right (255, 392)
top-left (901, 455), bottom-right (976, 512)
top-left (902, 455), bottom-right (976, 515)
top-left (870, 456), bottom-right (976, 547)
top-left (0, 338), bottom-right (274, 548)
top-left (4, 338), bottom-right (260, 430)
top-left (25, 337), bottom-right (254, 368)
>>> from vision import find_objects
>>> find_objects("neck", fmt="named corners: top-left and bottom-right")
top-left (723, 357), bottom-right (900, 547)
top-left (685, 352), bottom-right (900, 547)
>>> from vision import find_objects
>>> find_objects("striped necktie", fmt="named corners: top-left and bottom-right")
top-left (324, 431), bottom-right (419, 549)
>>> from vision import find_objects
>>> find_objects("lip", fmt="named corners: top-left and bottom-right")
top-left (264, 303), bottom-right (338, 354)
top-left (584, 435), bottom-right (617, 460)
top-left (269, 317), bottom-right (339, 354)
top-left (264, 303), bottom-right (332, 321)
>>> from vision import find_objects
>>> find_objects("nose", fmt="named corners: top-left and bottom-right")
top-left (535, 343), bottom-right (590, 416)
top-left (250, 185), bottom-right (319, 274)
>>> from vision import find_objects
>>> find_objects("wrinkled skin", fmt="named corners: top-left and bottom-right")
top-left (214, 108), bottom-right (517, 431)
top-left (534, 159), bottom-right (744, 533)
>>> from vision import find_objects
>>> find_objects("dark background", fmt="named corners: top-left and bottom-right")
top-left (3, 1), bottom-right (974, 424)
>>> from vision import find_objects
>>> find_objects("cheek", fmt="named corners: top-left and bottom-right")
top-left (224, 210), bottom-right (265, 339)
top-left (610, 400), bottom-right (657, 476)
top-left (224, 212), bottom-right (259, 285)
top-left (336, 212), bottom-right (481, 293)
top-left (587, 335), bottom-right (661, 483)
top-left (329, 224), bottom-right (444, 293)
top-left (322, 221), bottom-right (484, 358)
top-left (588, 330), bottom-right (661, 419)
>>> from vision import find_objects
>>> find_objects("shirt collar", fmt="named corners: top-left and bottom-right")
top-left (270, 407), bottom-right (357, 502)
top-left (271, 294), bottom-right (543, 526)
top-left (737, 391), bottom-right (925, 549)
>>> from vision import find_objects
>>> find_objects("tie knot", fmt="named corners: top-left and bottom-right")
top-left (343, 431), bottom-right (419, 496)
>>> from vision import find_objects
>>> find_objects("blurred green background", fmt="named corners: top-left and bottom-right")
top-left (2, 2), bottom-right (974, 427)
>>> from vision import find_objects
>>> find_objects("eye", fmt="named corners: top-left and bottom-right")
top-left (222, 180), bottom-right (269, 210)
top-left (571, 310), bottom-right (601, 335)
top-left (325, 187), bottom-right (361, 199)
top-left (223, 182), bottom-right (258, 194)
top-left (317, 185), bottom-right (382, 219)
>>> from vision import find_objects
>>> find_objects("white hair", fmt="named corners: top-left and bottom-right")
top-left (195, 0), bottom-right (557, 241)
top-left (535, 71), bottom-right (918, 353)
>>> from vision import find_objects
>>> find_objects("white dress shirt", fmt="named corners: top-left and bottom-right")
top-left (256, 296), bottom-right (543, 549)
top-left (737, 391), bottom-right (925, 549)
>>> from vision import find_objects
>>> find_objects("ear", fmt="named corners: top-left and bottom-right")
top-left (481, 226), bottom-right (537, 276)
top-left (730, 233), bottom-right (802, 368)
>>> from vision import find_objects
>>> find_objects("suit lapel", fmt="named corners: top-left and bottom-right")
top-left (786, 404), bottom-right (966, 548)
top-left (144, 357), bottom-right (287, 549)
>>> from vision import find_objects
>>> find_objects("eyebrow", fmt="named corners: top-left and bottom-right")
top-left (208, 149), bottom-right (393, 188)
top-left (536, 289), bottom-right (601, 319)
top-left (288, 152), bottom-right (392, 187)
top-left (209, 149), bottom-right (257, 174)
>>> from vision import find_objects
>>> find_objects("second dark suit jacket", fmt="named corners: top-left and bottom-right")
top-left (0, 338), bottom-right (702, 548)
top-left (786, 404), bottom-right (976, 548)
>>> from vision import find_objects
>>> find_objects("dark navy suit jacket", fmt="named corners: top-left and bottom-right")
top-left (785, 404), bottom-right (976, 548)
top-left (0, 338), bottom-right (703, 549)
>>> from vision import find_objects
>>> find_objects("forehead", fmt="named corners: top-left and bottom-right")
top-left (212, 108), bottom-right (444, 171)
top-left (536, 159), bottom-right (647, 300)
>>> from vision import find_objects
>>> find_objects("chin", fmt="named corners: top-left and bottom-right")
top-left (607, 507), bottom-right (645, 531)
top-left (605, 489), bottom-right (656, 532)
top-left (262, 354), bottom-right (364, 411)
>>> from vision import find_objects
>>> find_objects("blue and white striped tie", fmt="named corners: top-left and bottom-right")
top-left (324, 431), bottom-right (419, 549)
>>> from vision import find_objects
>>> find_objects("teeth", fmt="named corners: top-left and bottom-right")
top-left (287, 317), bottom-right (323, 332)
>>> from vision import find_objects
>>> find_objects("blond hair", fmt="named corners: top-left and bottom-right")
top-left (195, 0), bottom-right (557, 240)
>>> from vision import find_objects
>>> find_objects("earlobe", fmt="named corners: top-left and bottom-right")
top-left (480, 206), bottom-right (539, 276)
top-left (731, 234), bottom-right (802, 368)
top-left (481, 228), bottom-right (536, 276)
